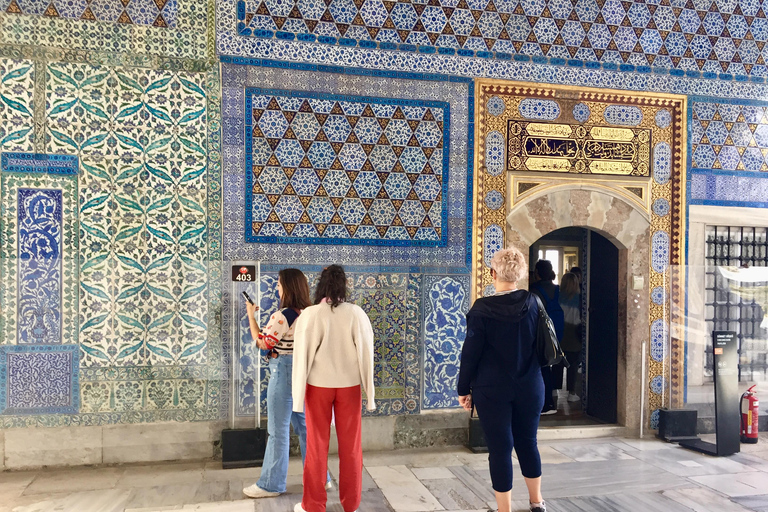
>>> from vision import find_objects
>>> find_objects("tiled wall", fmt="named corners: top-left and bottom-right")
top-left (2, 0), bottom-right (768, 434)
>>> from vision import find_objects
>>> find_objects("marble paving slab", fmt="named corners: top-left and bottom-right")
top-left (732, 495), bottom-right (768, 512)
top-left (535, 459), bottom-right (690, 499)
top-left (630, 448), bottom-right (757, 477)
top-left (421, 477), bottom-right (488, 510)
top-left (541, 490), bottom-right (701, 512)
top-left (123, 483), bottom-right (201, 509)
top-left (691, 472), bottom-right (768, 497)
top-left (548, 442), bottom-right (636, 462)
top-left (446, 465), bottom-right (494, 502)
top-left (411, 467), bottom-right (456, 480)
top-left (11, 488), bottom-right (131, 512)
top-left (368, 465), bottom-right (444, 511)
top-left (662, 487), bottom-right (756, 512)
top-left (23, 467), bottom-right (124, 495)
top-left (118, 463), bottom-right (206, 488)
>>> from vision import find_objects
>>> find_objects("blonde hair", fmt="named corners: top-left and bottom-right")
top-left (490, 246), bottom-right (527, 283)
top-left (561, 272), bottom-right (580, 299)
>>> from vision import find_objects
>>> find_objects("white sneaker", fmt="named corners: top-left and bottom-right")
top-left (295, 503), bottom-right (307, 512)
top-left (568, 393), bottom-right (581, 402)
top-left (326, 480), bottom-right (334, 490)
top-left (541, 409), bottom-right (557, 416)
top-left (243, 484), bottom-right (280, 498)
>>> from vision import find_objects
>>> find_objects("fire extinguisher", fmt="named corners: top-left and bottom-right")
top-left (741, 385), bottom-right (759, 444)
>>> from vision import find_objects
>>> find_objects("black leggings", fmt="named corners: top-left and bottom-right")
top-left (473, 384), bottom-right (544, 492)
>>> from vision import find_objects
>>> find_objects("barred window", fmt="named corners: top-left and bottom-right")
top-left (704, 226), bottom-right (768, 384)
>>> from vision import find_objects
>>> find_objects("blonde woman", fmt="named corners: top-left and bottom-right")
top-left (458, 247), bottom-right (547, 512)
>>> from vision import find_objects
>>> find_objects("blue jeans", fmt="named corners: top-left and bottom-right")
top-left (257, 355), bottom-right (308, 493)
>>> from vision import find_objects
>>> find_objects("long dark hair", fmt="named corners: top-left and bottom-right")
top-left (279, 268), bottom-right (311, 310)
top-left (313, 265), bottom-right (347, 308)
top-left (534, 259), bottom-right (556, 281)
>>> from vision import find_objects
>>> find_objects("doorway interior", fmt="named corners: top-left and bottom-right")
top-left (531, 227), bottom-right (620, 427)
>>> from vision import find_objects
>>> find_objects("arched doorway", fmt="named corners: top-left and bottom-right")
top-left (531, 227), bottom-right (621, 425)
top-left (505, 187), bottom-right (650, 428)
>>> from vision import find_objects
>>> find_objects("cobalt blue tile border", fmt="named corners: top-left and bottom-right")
top-left (0, 344), bottom-right (80, 415)
top-left (1, 152), bottom-right (79, 175)
top-left (243, 87), bottom-right (451, 247)
top-left (229, 0), bottom-right (765, 85)
top-left (221, 55), bottom-right (475, 269)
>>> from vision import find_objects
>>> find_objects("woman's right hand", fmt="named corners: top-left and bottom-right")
top-left (245, 301), bottom-right (259, 319)
top-left (458, 394), bottom-right (472, 411)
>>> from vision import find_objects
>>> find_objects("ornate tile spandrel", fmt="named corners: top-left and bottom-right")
top-left (244, 88), bottom-right (450, 247)
top-left (0, 344), bottom-right (79, 414)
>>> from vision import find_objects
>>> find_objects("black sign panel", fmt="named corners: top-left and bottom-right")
top-left (713, 331), bottom-right (740, 456)
top-left (231, 265), bottom-right (257, 282)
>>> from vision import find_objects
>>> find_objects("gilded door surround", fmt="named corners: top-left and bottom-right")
top-left (473, 79), bottom-right (687, 426)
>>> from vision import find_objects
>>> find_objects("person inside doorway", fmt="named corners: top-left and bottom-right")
top-left (530, 259), bottom-right (564, 415)
top-left (555, 272), bottom-right (582, 403)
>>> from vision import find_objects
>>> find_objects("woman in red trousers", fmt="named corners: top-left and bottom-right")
top-left (292, 265), bottom-right (376, 512)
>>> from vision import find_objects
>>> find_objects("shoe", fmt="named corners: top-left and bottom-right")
top-left (568, 393), bottom-right (581, 402)
top-left (243, 484), bottom-right (280, 498)
top-left (295, 503), bottom-right (307, 512)
top-left (541, 408), bottom-right (557, 416)
top-left (530, 501), bottom-right (546, 512)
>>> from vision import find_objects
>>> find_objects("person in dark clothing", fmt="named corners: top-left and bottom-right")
top-left (530, 260), bottom-right (564, 415)
top-left (458, 247), bottom-right (547, 512)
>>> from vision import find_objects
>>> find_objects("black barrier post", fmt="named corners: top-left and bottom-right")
top-left (679, 331), bottom-right (740, 456)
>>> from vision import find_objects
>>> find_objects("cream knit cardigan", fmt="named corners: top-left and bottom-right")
top-left (291, 301), bottom-right (376, 413)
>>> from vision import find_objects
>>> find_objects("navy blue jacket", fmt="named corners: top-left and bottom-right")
top-left (457, 290), bottom-right (541, 396)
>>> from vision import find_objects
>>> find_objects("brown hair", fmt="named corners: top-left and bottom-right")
top-left (278, 268), bottom-right (311, 310)
top-left (313, 264), bottom-right (347, 309)
top-left (560, 272), bottom-right (580, 299)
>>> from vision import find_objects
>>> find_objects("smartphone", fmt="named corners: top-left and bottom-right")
top-left (241, 291), bottom-right (255, 305)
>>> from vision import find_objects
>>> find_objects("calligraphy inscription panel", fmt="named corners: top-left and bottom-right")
top-left (507, 121), bottom-right (651, 176)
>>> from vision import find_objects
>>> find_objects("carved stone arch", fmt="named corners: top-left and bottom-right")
top-left (505, 187), bottom-right (651, 429)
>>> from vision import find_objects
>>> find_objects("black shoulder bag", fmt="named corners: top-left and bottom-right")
top-left (531, 293), bottom-right (569, 368)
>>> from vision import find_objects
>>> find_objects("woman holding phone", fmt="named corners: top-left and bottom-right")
top-left (242, 268), bottom-right (330, 498)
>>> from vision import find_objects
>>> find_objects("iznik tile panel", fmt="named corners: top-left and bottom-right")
top-left (0, 344), bottom-right (79, 414)
top-left (44, 62), bottom-right (210, 370)
top-left (690, 98), bottom-right (768, 172)
top-left (235, 0), bottom-right (768, 78)
top-left (1, 153), bottom-right (80, 349)
top-left (245, 88), bottom-right (450, 247)
top-left (3, 0), bottom-right (179, 27)
top-left (222, 63), bottom-right (471, 269)
top-left (235, 271), bottom-right (422, 417)
top-left (17, 188), bottom-right (63, 345)
top-left (422, 275), bottom-right (469, 410)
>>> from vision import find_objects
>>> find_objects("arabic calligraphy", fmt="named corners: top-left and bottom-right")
top-left (584, 140), bottom-right (635, 161)
top-left (525, 137), bottom-right (578, 158)
top-left (508, 120), bottom-right (652, 176)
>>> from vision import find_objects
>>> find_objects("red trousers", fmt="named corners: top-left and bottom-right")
top-left (303, 384), bottom-right (363, 512)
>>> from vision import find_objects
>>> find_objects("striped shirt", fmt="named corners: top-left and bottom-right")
top-left (259, 309), bottom-right (299, 355)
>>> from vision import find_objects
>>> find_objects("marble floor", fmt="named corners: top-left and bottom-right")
top-left (1, 434), bottom-right (767, 512)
